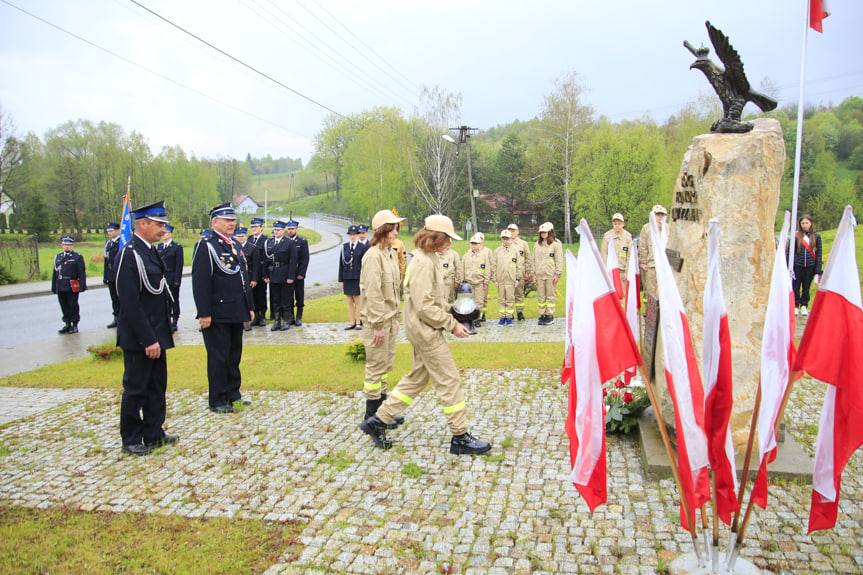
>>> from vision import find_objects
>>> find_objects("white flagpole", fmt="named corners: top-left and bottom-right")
top-left (788, 0), bottom-right (810, 266)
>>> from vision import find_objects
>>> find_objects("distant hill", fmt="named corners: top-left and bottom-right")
top-left (248, 171), bottom-right (331, 204)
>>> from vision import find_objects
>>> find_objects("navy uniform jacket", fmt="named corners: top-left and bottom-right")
top-left (115, 235), bottom-right (174, 351)
top-left (287, 234), bottom-right (310, 279)
top-left (338, 241), bottom-right (367, 282)
top-left (103, 238), bottom-right (119, 284)
top-left (249, 233), bottom-right (268, 264)
top-left (263, 237), bottom-right (294, 283)
top-left (240, 241), bottom-right (262, 283)
top-left (158, 240), bottom-right (184, 286)
top-left (192, 231), bottom-right (253, 323)
top-left (52, 251), bottom-right (87, 293)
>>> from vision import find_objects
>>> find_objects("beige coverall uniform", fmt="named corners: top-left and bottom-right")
top-left (511, 236), bottom-right (532, 317)
top-left (492, 245), bottom-right (523, 319)
top-left (601, 228), bottom-right (633, 293)
top-left (462, 246), bottom-right (493, 315)
top-left (638, 222), bottom-right (664, 298)
top-left (438, 249), bottom-right (462, 304)
top-left (532, 239), bottom-right (563, 316)
top-left (359, 245), bottom-right (401, 400)
top-left (376, 249), bottom-right (469, 435)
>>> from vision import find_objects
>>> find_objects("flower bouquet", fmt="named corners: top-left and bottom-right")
top-left (603, 377), bottom-right (651, 434)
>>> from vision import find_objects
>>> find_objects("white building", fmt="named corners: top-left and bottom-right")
top-left (233, 195), bottom-right (263, 214)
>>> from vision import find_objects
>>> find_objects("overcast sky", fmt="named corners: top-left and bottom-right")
top-left (1, 0), bottom-right (860, 165)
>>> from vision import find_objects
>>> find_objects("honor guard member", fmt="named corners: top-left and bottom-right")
top-left (157, 224), bottom-right (184, 332)
top-left (506, 223), bottom-right (532, 321)
top-left (233, 227), bottom-right (261, 332)
top-left (532, 222), bottom-right (564, 325)
top-left (338, 225), bottom-right (368, 330)
top-left (638, 204), bottom-right (667, 298)
top-left (360, 214), bottom-right (491, 455)
top-left (103, 222), bottom-right (121, 328)
top-left (192, 202), bottom-right (255, 413)
top-left (248, 217), bottom-right (269, 326)
top-left (115, 200), bottom-right (177, 456)
top-left (492, 229), bottom-right (523, 326)
top-left (357, 223), bottom-right (370, 246)
top-left (284, 219), bottom-right (309, 326)
top-left (263, 220), bottom-right (294, 331)
top-left (438, 246), bottom-right (462, 304)
top-left (600, 213), bottom-right (632, 295)
top-left (462, 233), bottom-right (493, 327)
top-left (52, 235), bottom-right (87, 334)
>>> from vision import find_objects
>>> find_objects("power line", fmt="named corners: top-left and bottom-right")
top-left (0, 0), bottom-right (309, 138)
top-left (127, 0), bottom-right (345, 118)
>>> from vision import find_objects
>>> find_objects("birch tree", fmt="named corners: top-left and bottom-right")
top-left (410, 86), bottom-right (461, 216)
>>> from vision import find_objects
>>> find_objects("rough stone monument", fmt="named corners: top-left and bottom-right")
top-left (653, 117), bottom-right (785, 451)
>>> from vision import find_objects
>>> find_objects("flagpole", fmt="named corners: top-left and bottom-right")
top-left (788, 0), bottom-right (810, 267)
top-left (711, 473), bottom-right (720, 573)
top-left (727, 384), bottom-right (761, 557)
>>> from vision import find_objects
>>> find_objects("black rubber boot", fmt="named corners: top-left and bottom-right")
top-left (294, 309), bottom-right (303, 327)
top-left (450, 432), bottom-right (491, 455)
top-left (271, 313), bottom-right (282, 332)
top-left (280, 314), bottom-right (292, 330)
top-left (363, 398), bottom-right (383, 421)
top-left (359, 415), bottom-right (392, 450)
top-left (380, 393), bottom-right (404, 429)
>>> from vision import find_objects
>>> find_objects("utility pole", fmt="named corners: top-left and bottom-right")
top-left (444, 126), bottom-right (479, 234)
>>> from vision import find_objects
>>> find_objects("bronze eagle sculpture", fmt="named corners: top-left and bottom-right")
top-left (684, 21), bottom-right (777, 133)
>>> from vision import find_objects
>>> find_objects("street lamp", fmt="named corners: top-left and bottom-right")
top-left (442, 126), bottom-right (478, 235)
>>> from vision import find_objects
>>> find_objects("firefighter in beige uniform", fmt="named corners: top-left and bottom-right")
top-left (506, 223), bottom-right (532, 321)
top-left (438, 247), bottom-right (462, 304)
top-left (359, 210), bottom-right (407, 428)
top-left (492, 229), bottom-right (523, 326)
top-left (638, 204), bottom-right (667, 298)
top-left (532, 222), bottom-right (564, 325)
top-left (600, 212), bottom-right (632, 294)
top-left (360, 214), bottom-right (491, 455)
top-left (462, 233), bottom-right (493, 327)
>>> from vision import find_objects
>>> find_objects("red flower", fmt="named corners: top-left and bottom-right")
top-left (623, 392), bottom-right (633, 404)
top-left (614, 380), bottom-right (625, 388)
top-left (603, 388), bottom-right (608, 397)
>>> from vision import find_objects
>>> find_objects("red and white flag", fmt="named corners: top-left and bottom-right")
top-left (810, 0), bottom-right (830, 33)
top-left (751, 212), bottom-right (797, 509)
top-left (702, 219), bottom-right (740, 525)
top-left (565, 219), bottom-right (642, 511)
top-left (561, 250), bottom-right (577, 386)
top-left (792, 206), bottom-right (863, 533)
top-left (605, 236), bottom-right (625, 300)
top-left (623, 238), bottom-right (641, 384)
top-left (650, 212), bottom-right (711, 529)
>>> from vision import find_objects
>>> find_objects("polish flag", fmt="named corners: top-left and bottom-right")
top-left (751, 212), bottom-right (797, 509)
top-left (565, 219), bottom-right (642, 511)
top-left (792, 206), bottom-right (863, 533)
top-left (650, 212), bottom-right (711, 529)
top-left (702, 219), bottom-right (740, 524)
top-left (561, 250), bottom-right (577, 386)
top-left (623, 238), bottom-right (641, 384)
top-left (810, 0), bottom-right (830, 33)
top-left (605, 236), bottom-right (625, 300)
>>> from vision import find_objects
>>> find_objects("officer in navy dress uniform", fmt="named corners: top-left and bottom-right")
top-left (358, 223), bottom-right (370, 246)
top-left (284, 219), bottom-right (309, 326)
top-left (52, 236), bottom-right (87, 334)
top-left (157, 224), bottom-right (184, 332)
top-left (338, 225), bottom-right (368, 329)
top-left (192, 202), bottom-right (255, 414)
top-left (115, 200), bottom-right (177, 456)
top-left (248, 217), bottom-right (269, 326)
top-left (263, 220), bottom-right (294, 330)
top-left (233, 226), bottom-right (261, 332)
top-left (103, 223), bottom-right (121, 328)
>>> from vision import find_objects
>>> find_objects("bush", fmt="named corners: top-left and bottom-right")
top-left (86, 342), bottom-right (122, 361)
top-left (0, 261), bottom-right (17, 285)
top-left (345, 340), bottom-right (365, 362)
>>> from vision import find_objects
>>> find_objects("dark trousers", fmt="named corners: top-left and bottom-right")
top-left (793, 265), bottom-right (817, 308)
top-left (289, 278), bottom-right (305, 318)
top-left (57, 291), bottom-right (80, 324)
top-left (169, 284), bottom-right (181, 322)
top-left (108, 281), bottom-right (120, 318)
top-left (270, 282), bottom-right (290, 317)
top-left (201, 322), bottom-right (244, 408)
top-left (120, 349), bottom-right (167, 445)
top-left (252, 282), bottom-right (268, 314)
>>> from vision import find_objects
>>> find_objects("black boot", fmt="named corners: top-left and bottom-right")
top-left (517, 311), bottom-right (525, 321)
top-left (380, 393), bottom-right (404, 429)
top-left (359, 415), bottom-right (392, 449)
top-left (67, 323), bottom-right (79, 334)
top-left (106, 316), bottom-right (118, 329)
top-left (243, 322), bottom-right (252, 332)
top-left (450, 432), bottom-right (491, 455)
top-left (257, 312), bottom-right (268, 326)
top-left (364, 397), bottom-right (383, 421)
top-left (280, 314), bottom-right (292, 330)
top-left (171, 320), bottom-right (179, 332)
top-left (294, 309), bottom-right (303, 327)
top-left (271, 313), bottom-right (282, 332)
top-left (58, 323), bottom-right (71, 334)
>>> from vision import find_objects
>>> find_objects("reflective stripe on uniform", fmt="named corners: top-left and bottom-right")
top-left (392, 389), bottom-right (413, 405)
top-left (364, 381), bottom-right (381, 391)
top-left (381, 373), bottom-right (388, 382)
top-left (443, 400), bottom-right (466, 414)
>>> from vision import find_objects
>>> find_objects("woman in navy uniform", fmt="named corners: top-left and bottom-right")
top-left (263, 220), bottom-right (294, 330)
top-left (338, 225), bottom-right (368, 329)
top-left (103, 222), bottom-right (121, 328)
top-left (192, 203), bottom-right (255, 413)
top-left (115, 200), bottom-right (177, 456)
top-left (157, 224), bottom-right (184, 332)
top-left (52, 236), bottom-right (87, 334)
top-left (248, 217), bottom-right (269, 326)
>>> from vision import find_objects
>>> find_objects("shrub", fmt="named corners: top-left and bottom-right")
top-left (345, 340), bottom-right (365, 362)
top-left (86, 342), bottom-right (123, 361)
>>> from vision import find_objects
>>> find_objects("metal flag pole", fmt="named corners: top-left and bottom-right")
top-left (788, 0), bottom-right (811, 267)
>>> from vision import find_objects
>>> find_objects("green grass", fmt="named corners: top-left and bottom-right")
top-left (0, 505), bottom-right (302, 574)
top-left (248, 171), bottom-right (329, 204)
top-left (0, 343), bottom-right (564, 391)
